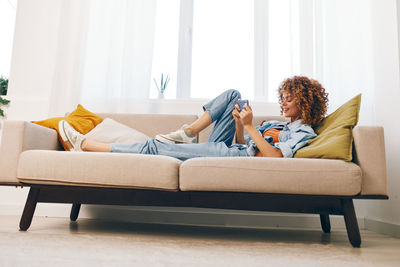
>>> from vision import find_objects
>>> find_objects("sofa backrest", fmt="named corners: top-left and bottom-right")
top-left (352, 126), bottom-right (387, 196)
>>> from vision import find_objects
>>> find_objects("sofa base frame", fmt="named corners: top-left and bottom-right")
top-left (19, 184), bottom-right (388, 248)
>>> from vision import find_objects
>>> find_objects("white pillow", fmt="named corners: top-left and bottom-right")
top-left (85, 118), bottom-right (150, 144)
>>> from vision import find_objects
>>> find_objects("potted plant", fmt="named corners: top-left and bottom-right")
top-left (153, 73), bottom-right (170, 99)
top-left (0, 76), bottom-right (10, 118)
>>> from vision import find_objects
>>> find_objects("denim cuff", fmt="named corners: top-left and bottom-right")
top-left (202, 104), bottom-right (217, 122)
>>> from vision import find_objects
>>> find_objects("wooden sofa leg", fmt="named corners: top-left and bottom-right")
top-left (341, 199), bottom-right (361, 247)
top-left (19, 187), bottom-right (40, 231)
top-left (70, 204), bottom-right (81, 222)
top-left (319, 214), bottom-right (331, 233)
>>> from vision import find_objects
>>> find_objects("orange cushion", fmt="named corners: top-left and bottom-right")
top-left (32, 104), bottom-right (103, 150)
top-left (262, 128), bottom-right (281, 144)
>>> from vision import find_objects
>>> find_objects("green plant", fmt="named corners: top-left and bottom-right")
top-left (0, 76), bottom-right (10, 118)
top-left (0, 76), bottom-right (8, 95)
top-left (153, 73), bottom-right (170, 94)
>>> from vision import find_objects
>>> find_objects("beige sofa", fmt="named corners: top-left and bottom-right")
top-left (0, 114), bottom-right (388, 247)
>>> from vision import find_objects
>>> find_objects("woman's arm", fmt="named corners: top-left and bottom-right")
top-left (245, 126), bottom-right (283, 157)
top-left (235, 121), bottom-right (246, 144)
top-left (239, 105), bottom-right (283, 157)
top-left (232, 104), bottom-right (246, 144)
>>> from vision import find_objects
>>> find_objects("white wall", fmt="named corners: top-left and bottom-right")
top-left (319, 0), bottom-right (400, 228)
top-left (365, 0), bottom-right (400, 226)
top-left (2, 0), bottom-right (400, 234)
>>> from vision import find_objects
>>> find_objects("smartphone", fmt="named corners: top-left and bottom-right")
top-left (237, 99), bottom-right (249, 111)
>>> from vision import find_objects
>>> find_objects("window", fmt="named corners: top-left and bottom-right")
top-left (149, 0), bottom-right (313, 101)
top-left (190, 0), bottom-right (254, 99)
top-left (150, 0), bottom-right (180, 99)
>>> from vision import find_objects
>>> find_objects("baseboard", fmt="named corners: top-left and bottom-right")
top-left (365, 218), bottom-right (400, 238)
top-left (0, 203), bottom-right (364, 230)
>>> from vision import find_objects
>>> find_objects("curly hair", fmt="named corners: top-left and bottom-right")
top-left (278, 76), bottom-right (329, 127)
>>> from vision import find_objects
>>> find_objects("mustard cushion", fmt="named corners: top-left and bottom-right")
top-left (294, 94), bottom-right (361, 161)
top-left (33, 104), bottom-right (103, 150)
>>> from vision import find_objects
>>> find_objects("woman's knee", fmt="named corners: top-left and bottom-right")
top-left (144, 139), bottom-right (158, 153)
top-left (226, 89), bottom-right (241, 102)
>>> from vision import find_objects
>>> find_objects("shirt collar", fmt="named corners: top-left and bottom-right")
top-left (286, 119), bottom-right (304, 129)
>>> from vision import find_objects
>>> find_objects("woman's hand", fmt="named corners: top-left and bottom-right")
top-left (232, 101), bottom-right (246, 144)
top-left (239, 104), bottom-right (253, 127)
top-left (232, 103), bottom-right (241, 124)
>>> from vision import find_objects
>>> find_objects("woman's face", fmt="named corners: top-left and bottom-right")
top-left (281, 91), bottom-right (302, 122)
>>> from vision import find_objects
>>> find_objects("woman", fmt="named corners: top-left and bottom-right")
top-left (59, 76), bottom-right (328, 160)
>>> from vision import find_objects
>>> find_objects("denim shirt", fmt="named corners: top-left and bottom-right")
top-left (244, 120), bottom-right (317, 158)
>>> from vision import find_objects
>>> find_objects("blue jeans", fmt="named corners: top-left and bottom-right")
top-left (110, 89), bottom-right (250, 161)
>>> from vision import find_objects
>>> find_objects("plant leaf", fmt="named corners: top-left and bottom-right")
top-left (153, 78), bottom-right (160, 91)
top-left (165, 76), bottom-right (170, 86)
top-left (0, 97), bottom-right (10, 105)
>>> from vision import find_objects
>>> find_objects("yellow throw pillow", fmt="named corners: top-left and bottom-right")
top-left (294, 94), bottom-right (361, 161)
top-left (32, 104), bottom-right (103, 150)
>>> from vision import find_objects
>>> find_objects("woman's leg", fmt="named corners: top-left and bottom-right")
top-left (156, 89), bottom-right (240, 144)
top-left (111, 139), bottom-right (249, 161)
top-left (81, 139), bottom-right (110, 152)
top-left (202, 89), bottom-right (241, 146)
top-left (186, 89), bottom-right (240, 139)
top-left (185, 111), bottom-right (212, 136)
top-left (59, 120), bottom-right (111, 152)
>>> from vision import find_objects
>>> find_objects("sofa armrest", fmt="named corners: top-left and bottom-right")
top-left (0, 121), bottom-right (60, 184)
top-left (353, 126), bottom-right (387, 196)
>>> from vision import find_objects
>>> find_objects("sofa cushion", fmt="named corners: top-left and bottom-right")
top-left (97, 114), bottom-right (198, 138)
top-left (17, 150), bottom-right (181, 190)
top-left (179, 157), bottom-right (362, 196)
top-left (294, 94), bottom-right (361, 161)
top-left (85, 118), bottom-right (150, 144)
top-left (32, 104), bottom-right (103, 151)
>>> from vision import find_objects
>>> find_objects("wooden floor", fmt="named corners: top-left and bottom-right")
top-left (0, 215), bottom-right (399, 266)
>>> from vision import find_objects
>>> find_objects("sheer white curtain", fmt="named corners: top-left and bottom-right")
top-left (80, 0), bottom-right (157, 111)
top-left (48, 0), bottom-right (90, 116)
top-left (266, 0), bottom-right (377, 123)
top-left (255, 0), bottom-right (315, 102)
top-left (315, 0), bottom-right (377, 124)
top-left (48, 0), bottom-right (157, 115)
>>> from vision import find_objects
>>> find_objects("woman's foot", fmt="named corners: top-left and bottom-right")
top-left (58, 120), bottom-right (86, 151)
top-left (155, 124), bottom-right (197, 144)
